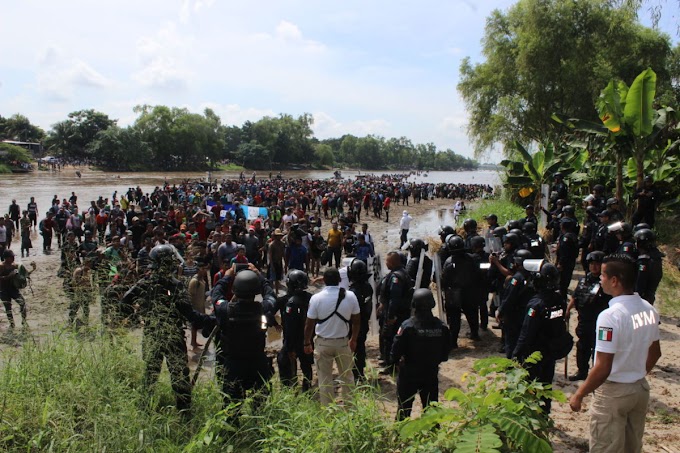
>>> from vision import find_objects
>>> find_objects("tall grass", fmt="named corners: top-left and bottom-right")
top-left (0, 330), bottom-right (398, 452)
top-left (469, 197), bottom-right (526, 228)
top-left (0, 331), bottom-right (222, 452)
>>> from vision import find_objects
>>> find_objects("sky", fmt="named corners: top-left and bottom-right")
top-left (0, 0), bottom-right (677, 163)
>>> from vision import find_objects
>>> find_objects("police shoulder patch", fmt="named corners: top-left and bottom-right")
top-left (598, 326), bottom-right (613, 342)
top-left (511, 278), bottom-right (518, 286)
top-left (528, 307), bottom-right (536, 317)
top-left (392, 276), bottom-right (399, 284)
top-left (639, 265), bottom-right (646, 272)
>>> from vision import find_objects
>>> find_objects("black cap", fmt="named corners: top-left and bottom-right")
top-left (484, 214), bottom-right (497, 220)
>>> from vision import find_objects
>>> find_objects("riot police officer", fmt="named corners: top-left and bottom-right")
top-left (592, 210), bottom-right (618, 254)
top-left (550, 172), bottom-right (569, 210)
top-left (441, 235), bottom-right (479, 346)
top-left (121, 244), bottom-right (194, 413)
top-left (487, 227), bottom-right (512, 322)
top-left (469, 236), bottom-right (491, 331)
top-left (523, 205), bottom-right (538, 226)
top-left (613, 222), bottom-right (637, 259)
top-left (606, 198), bottom-right (625, 222)
top-left (523, 222), bottom-right (546, 259)
top-left (193, 268), bottom-right (276, 408)
top-left (579, 206), bottom-right (599, 271)
top-left (556, 217), bottom-right (579, 300)
top-left (634, 229), bottom-right (664, 305)
top-left (405, 238), bottom-right (433, 289)
top-left (512, 263), bottom-right (567, 414)
top-left (347, 259), bottom-right (374, 380)
top-left (497, 249), bottom-right (535, 358)
top-left (391, 288), bottom-right (451, 420)
top-left (565, 251), bottom-right (610, 381)
top-left (274, 270), bottom-right (313, 390)
top-left (378, 251), bottom-right (413, 371)
top-left (462, 218), bottom-right (479, 250)
top-left (437, 226), bottom-right (455, 264)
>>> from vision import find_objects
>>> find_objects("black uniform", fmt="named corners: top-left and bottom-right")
top-left (442, 251), bottom-right (480, 344)
top-left (572, 273), bottom-right (610, 377)
top-left (350, 279), bottom-right (374, 380)
top-left (556, 231), bottom-right (578, 299)
top-left (632, 185), bottom-right (660, 228)
top-left (391, 314), bottom-right (450, 420)
top-left (616, 239), bottom-right (638, 260)
top-left (379, 267), bottom-right (412, 364)
top-left (274, 290), bottom-right (313, 390)
top-left (512, 289), bottom-right (567, 414)
top-left (121, 274), bottom-right (195, 411)
top-left (526, 233), bottom-right (547, 260)
top-left (636, 248), bottom-right (664, 305)
top-left (193, 279), bottom-right (276, 405)
top-left (578, 217), bottom-right (597, 270)
top-left (405, 255), bottom-right (433, 289)
top-left (471, 250), bottom-right (491, 330)
top-left (498, 270), bottom-right (534, 358)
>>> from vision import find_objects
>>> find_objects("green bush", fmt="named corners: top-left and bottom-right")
top-left (469, 197), bottom-right (526, 227)
top-left (399, 353), bottom-right (564, 453)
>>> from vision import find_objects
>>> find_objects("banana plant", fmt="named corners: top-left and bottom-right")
top-left (500, 140), bottom-right (587, 206)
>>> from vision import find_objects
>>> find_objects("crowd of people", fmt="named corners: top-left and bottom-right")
top-left (0, 170), bottom-right (666, 450)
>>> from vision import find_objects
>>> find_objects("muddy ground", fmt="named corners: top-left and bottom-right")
top-left (3, 196), bottom-right (679, 452)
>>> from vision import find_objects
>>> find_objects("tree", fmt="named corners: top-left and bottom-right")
top-left (1, 114), bottom-right (45, 142)
top-left (0, 143), bottom-right (33, 165)
top-left (458, 0), bottom-right (673, 158)
top-left (46, 110), bottom-right (116, 160)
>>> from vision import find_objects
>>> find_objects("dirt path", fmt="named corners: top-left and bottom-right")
top-left (3, 197), bottom-right (679, 452)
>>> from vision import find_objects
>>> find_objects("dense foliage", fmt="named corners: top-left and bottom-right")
top-left (1, 108), bottom-right (477, 172)
top-left (458, 0), bottom-right (677, 159)
top-left (0, 331), bottom-right (566, 452)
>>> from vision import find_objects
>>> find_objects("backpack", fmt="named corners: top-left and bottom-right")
top-left (542, 302), bottom-right (573, 360)
top-left (13, 265), bottom-right (29, 290)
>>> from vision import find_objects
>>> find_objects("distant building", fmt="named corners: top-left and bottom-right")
top-left (1, 140), bottom-right (44, 155)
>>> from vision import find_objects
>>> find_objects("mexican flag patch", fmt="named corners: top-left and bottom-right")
top-left (528, 308), bottom-right (536, 317)
top-left (598, 327), bottom-right (613, 342)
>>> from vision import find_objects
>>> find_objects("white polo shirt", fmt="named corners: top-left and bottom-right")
top-left (308, 286), bottom-right (360, 339)
top-left (595, 294), bottom-right (660, 383)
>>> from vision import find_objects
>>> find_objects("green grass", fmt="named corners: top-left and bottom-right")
top-left (653, 213), bottom-right (680, 318)
top-left (213, 163), bottom-right (245, 171)
top-left (469, 196), bottom-right (526, 228)
top-left (0, 164), bottom-right (12, 174)
top-left (0, 329), bottom-right (398, 452)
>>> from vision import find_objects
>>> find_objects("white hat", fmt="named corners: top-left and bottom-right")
top-left (403, 210), bottom-right (408, 215)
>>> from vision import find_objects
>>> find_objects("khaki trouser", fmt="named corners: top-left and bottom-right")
top-left (314, 336), bottom-right (354, 405)
top-left (590, 378), bottom-right (650, 453)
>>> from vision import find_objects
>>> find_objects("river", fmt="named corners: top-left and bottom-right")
top-left (1, 168), bottom-right (500, 219)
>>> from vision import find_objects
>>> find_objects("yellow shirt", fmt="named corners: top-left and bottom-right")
top-left (327, 228), bottom-right (343, 248)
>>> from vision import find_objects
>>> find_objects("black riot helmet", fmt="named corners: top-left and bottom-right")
top-left (523, 222), bottom-right (537, 235)
top-left (585, 206), bottom-right (598, 218)
top-left (470, 236), bottom-right (486, 250)
top-left (463, 218), bottom-right (478, 234)
top-left (507, 220), bottom-right (521, 231)
top-left (232, 270), bottom-right (261, 299)
top-left (616, 222), bottom-right (633, 237)
top-left (411, 288), bottom-right (436, 311)
top-left (634, 223), bottom-right (650, 232)
top-left (408, 238), bottom-right (428, 256)
top-left (503, 232), bottom-right (520, 249)
top-left (447, 235), bottom-right (465, 253)
top-left (439, 225), bottom-right (455, 242)
top-left (586, 251), bottom-right (605, 263)
top-left (347, 258), bottom-right (372, 283)
top-left (149, 244), bottom-right (182, 270)
top-left (509, 228), bottom-right (524, 238)
top-left (286, 269), bottom-right (309, 291)
top-left (492, 227), bottom-right (507, 238)
top-left (634, 228), bottom-right (656, 248)
top-left (562, 205), bottom-right (575, 215)
top-left (513, 249), bottom-right (533, 266)
top-left (533, 262), bottom-right (560, 291)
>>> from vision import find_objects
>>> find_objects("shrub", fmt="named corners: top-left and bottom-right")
top-left (398, 353), bottom-right (565, 453)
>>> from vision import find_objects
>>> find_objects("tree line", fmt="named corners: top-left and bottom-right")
top-left (0, 108), bottom-right (478, 172)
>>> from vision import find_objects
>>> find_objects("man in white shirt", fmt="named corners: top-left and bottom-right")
top-left (570, 254), bottom-right (662, 453)
top-left (304, 268), bottom-right (360, 405)
top-left (399, 211), bottom-right (413, 248)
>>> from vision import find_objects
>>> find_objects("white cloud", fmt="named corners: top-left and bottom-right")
top-left (35, 46), bottom-right (112, 101)
top-left (179, 0), bottom-right (216, 23)
top-left (313, 111), bottom-right (391, 138)
top-left (132, 23), bottom-right (193, 91)
top-left (276, 20), bottom-right (303, 41)
top-left (200, 103), bottom-right (277, 127)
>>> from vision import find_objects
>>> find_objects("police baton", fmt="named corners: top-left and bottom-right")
top-left (564, 317), bottom-right (570, 380)
top-left (191, 325), bottom-right (219, 387)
